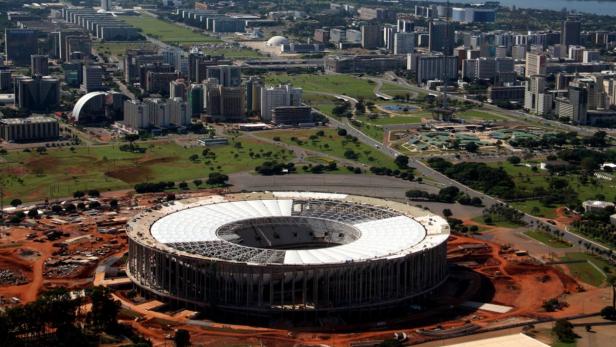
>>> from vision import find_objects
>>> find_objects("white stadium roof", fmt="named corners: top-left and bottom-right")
top-left (146, 197), bottom-right (449, 265)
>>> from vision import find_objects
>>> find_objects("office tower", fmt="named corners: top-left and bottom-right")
top-left (101, 0), bottom-right (111, 11)
top-left (146, 71), bottom-right (178, 95)
top-left (82, 65), bottom-right (104, 92)
top-left (0, 70), bottom-right (12, 92)
top-left (511, 45), bottom-right (527, 60)
top-left (260, 85), bottom-right (302, 122)
top-left (169, 79), bottom-right (187, 99)
top-left (314, 29), bottom-right (330, 43)
top-left (59, 31), bottom-right (91, 62)
top-left (397, 19), bottom-right (414, 33)
top-left (167, 97), bottom-right (192, 126)
top-left (524, 75), bottom-right (553, 116)
top-left (123, 100), bottom-right (148, 129)
top-left (0, 117), bottom-right (59, 142)
top-left (561, 16), bottom-right (581, 47)
top-left (566, 84), bottom-right (588, 124)
top-left (330, 28), bottom-right (346, 43)
top-left (219, 86), bottom-right (245, 121)
top-left (206, 65), bottom-right (241, 87)
top-left (394, 32), bottom-right (415, 55)
top-left (525, 52), bottom-right (547, 78)
top-left (429, 20), bottom-right (454, 55)
top-left (412, 54), bottom-right (458, 85)
top-left (271, 106), bottom-right (313, 125)
top-left (144, 98), bottom-right (170, 128)
top-left (245, 76), bottom-right (263, 114)
top-left (383, 24), bottom-right (397, 51)
top-left (4, 29), bottom-right (38, 66)
top-left (346, 30), bottom-right (362, 44)
top-left (15, 75), bottom-right (60, 112)
top-left (63, 62), bottom-right (83, 87)
top-left (30, 55), bottom-right (48, 76)
top-left (361, 24), bottom-right (381, 50)
top-left (583, 50), bottom-right (600, 63)
top-left (188, 84), bottom-right (204, 116)
top-left (204, 79), bottom-right (222, 116)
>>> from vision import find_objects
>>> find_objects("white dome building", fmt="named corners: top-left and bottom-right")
top-left (266, 35), bottom-right (289, 47)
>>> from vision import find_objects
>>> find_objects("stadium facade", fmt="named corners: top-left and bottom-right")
top-left (126, 192), bottom-right (450, 318)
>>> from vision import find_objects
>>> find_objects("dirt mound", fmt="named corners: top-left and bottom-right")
top-left (105, 166), bottom-right (153, 183)
top-left (25, 156), bottom-right (60, 172)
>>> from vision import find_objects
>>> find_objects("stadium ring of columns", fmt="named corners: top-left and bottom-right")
top-left (126, 192), bottom-right (450, 317)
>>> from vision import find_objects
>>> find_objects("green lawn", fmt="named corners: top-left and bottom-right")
top-left (0, 137), bottom-right (285, 204)
top-left (456, 109), bottom-right (511, 122)
top-left (525, 230), bottom-right (572, 248)
top-left (206, 48), bottom-right (265, 59)
top-left (378, 82), bottom-right (418, 98)
top-left (490, 161), bottom-right (616, 216)
top-left (560, 252), bottom-right (611, 287)
top-left (120, 15), bottom-right (221, 45)
top-left (265, 73), bottom-right (377, 100)
top-left (255, 128), bottom-right (397, 169)
top-left (93, 41), bottom-right (156, 57)
top-left (472, 215), bottom-right (525, 228)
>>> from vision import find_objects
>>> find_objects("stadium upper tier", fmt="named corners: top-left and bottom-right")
top-left (129, 192), bottom-right (449, 266)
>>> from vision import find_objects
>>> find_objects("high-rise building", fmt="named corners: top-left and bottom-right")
top-left (260, 84), bottom-right (303, 121)
top-left (245, 76), bottom-right (263, 114)
top-left (271, 106), bottom-right (313, 125)
top-left (314, 29), bottom-right (330, 43)
top-left (204, 81), bottom-right (245, 121)
top-left (383, 24), bottom-right (397, 52)
top-left (63, 62), bottom-right (83, 87)
top-left (561, 16), bottom-right (581, 47)
top-left (206, 65), bottom-right (241, 87)
top-left (394, 32), bottom-right (415, 55)
top-left (556, 84), bottom-right (588, 124)
top-left (524, 75), bottom-right (553, 116)
top-left (82, 65), bottom-right (104, 92)
top-left (145, 71), bottom-right (178, 95)
top-left (330, 28), bottom-right (346, 43)
top-left (4, 29), bottom-right (39, 66)
top-left (361, 24), bottom-right (381, 50)
top-left (30, 55), bottom-right (48, 76)
top-left (525, 52), bottom-right (547, 78)
top-left (411, 54), bottom-right (458, 85)
top-left (167, 97), bottom-right (192, 126)
top-left (15, 75), bottom-right (60, 112)
top-left (123, 100), bottom-right (148, 130)
top-left (0, 117), bottom-right (59, 142)
top-left (429, 20), bottom-right (454, 55)
top-left (0, 70), bottom-right (12, 92)
top-left (397, 19), bottom-right (414, 33)
top-left (101, 0), bottom-right (111, 11)
top-left (169, 79), bottom-right (187, 99)
top-left (188, 84), bottom-right (204, 116)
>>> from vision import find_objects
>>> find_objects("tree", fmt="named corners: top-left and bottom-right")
top-left (507, 156), bottom-right (521, 165)
top-left (10, 199), bottom-right (22, 208)
top-left (193, 179), bottom-right (203, 187)
top-left (109, 199), bottom-right (119, 209)
top-left (88, 190), bottom-right (100, 197)
top-left (442, 209), bottom-right (453, 218)
top-left (27, 208), bottom-right (38, 218)
top-left (86, 286), bottom-right (120, 332)
top-left (206, 172), bottom-right (228, 186)
top-left (465, 141), bottom-right (479, 153)
top-left (600, 305), bottom-right (616, 320)
top-left (337, 128), bottom-right (347, 136)
top-left (189, 154), bottom-right (199, 162)
top-left (179, 182), bottom-right (189, 190)
top-left (125, 134), bottom-right (139, 150)
top-left (174, 329), bottom-right (191, 347)
top-left (552, 319), bottom-right (577, 343)
top-left (609, 275), bottom-right (616, 309)
top-left (73, 191), bottom-right (85, 198)
top-left (394, 155), bottom-right (409, 169)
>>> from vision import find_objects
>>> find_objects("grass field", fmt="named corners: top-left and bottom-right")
top-left (265, 73), bottom-right (378, 100)
top-left (525, 230), bottom-right (572, 248)
top-left (207, 48), bottom-right (265, 59)
top-left (560, 252), bottom-right (610, 287)
top-left (0, 138), bottom-right (285, 204)
top-left (120, 15), bottom-right (221, 45)
top-left (93, 42), bottom-right (156, 57)
top-left (472, 215), bottom-right (525, 228)
top-left (255, 128), bottom-right (397, 169)
top-left (489, 161), bottom-right (616, 216)
top-left (456, 109), bottom-right (510, 122)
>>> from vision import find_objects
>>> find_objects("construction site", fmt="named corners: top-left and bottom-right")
top-left (0, 189), bottom-right (612, 346)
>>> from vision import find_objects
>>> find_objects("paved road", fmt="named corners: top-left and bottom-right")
top-left (228, 172), bottom-right (438, 201)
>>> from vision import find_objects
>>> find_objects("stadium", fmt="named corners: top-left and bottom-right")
top-left (126, 192), bottom-right (450, 319)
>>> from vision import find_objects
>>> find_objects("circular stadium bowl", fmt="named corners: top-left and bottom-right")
top-left (126, 192), bottom-right (450, 319)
